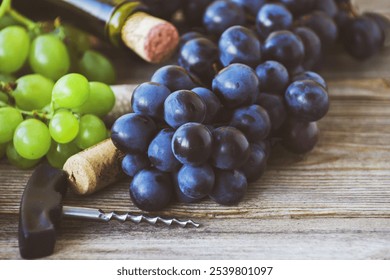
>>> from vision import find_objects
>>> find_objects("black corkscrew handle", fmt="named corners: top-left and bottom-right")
top-left (18, 163), bottom-right (68, 259)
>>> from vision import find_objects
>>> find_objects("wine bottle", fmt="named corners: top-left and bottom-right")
top-left (12, 0), bottom-right (179, 63)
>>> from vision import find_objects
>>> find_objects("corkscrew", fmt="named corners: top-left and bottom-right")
top-left (18, 163), bottom-right (199, 259)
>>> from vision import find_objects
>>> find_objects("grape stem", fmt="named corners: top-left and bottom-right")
top-left (0, 0), bottom-right (11, 19)
top-left (0, 0), bottom-right (40, 32)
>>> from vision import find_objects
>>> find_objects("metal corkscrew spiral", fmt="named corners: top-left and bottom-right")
top-left (63, 206), bottom-right (200, 228)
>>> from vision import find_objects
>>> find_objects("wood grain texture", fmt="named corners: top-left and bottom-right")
top-left (1, 0), bottom-right (390, 260)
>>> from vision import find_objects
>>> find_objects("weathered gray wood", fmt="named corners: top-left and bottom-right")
top-left (1, 0), bottom-right (390, 260)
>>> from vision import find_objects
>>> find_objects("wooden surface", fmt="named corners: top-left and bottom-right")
top-left (1, 0), bottom-right (390, 260)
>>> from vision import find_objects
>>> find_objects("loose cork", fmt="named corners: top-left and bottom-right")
top-left (63, 139), bottom-right (126, 195)
top-left (121, 11), bottom-right (179, 63)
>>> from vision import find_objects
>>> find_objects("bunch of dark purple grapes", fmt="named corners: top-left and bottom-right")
top-left (111, 0), bottom-right (389, 212)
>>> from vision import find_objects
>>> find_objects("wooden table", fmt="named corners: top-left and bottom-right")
top-left (1, 0), bottom-right (390, 260)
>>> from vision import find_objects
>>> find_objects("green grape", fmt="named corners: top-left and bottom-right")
top-left (52, 73), bottom-right (90, 108)
top-left (29, 34), bottom-right (70, 80)
top-left (0, 73), bottom-right (15, 82)
top-left (73, 82), bottom-right (115, 117)
top-left (46, 140), bottom-right (80, 169)
top-left (75, 114), bottom-right (107, 150)
top-left (61, 24), bottom-right (91, 54)
top-left (12, 74), bottom-right (54, 111)
top-left (6, 142), bottom-right (41, 169)
top-left (0, 92), bottom-right (8, 104)
top-left (0, 142), bottom-right (6, 158)
top-left (0, 107), bottom-right (23, 143)
top-left (13, 119), bottom-right (51, 160)
top-left (0, 26), bottom-right (30, 74)
top-left (49, 109), bottom-right (79, 143)
top-left (78, 50), bottom-right (116, 84)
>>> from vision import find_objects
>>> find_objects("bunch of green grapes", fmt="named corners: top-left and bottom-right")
top-left (0, 1), bottom-right (116, 169)
top-left (0, 73), bottom-right (115, 169)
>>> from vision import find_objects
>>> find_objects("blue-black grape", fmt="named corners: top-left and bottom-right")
top-left (150, 65), bottom-right (199, 92)
top-left (129, 168), bottom-right (173, 211)
top-left (164, 90), bottom-right (206, 128)
top-left (111, 113), bottom-right (157, 153)
top-left (172, 170), bottom-right (201, 203)
top-left (239, 143), bottom-right (267, 182)
top-left (191, 87), bottom-right (222, 124)
top-left (256, 93), bottom-right (287, 132)
top-left (229, 104), bottom-right (271, 142)
top-left (212, 63), bottom-right (259, 108)
top-left (285, 80), bottom-right (329, 122)
top-left (131, 82), bottom-right (171, 121)
top-left (172, 122), bottom-right (213, 166)
top-left (182, 0), bottom-right (214, 26)
top-left (209, 169), bottom-right (247, 205)
top-left (148, 128), bottom-right (181, 172)
top-left (179, 31), bottom-right (205, 49)
top-left (255, 60), bottom-right (290, 94)
top-left (315, 0), bottom-right (338, 18)
top-left (280, 119), bottom-right (319, 154)
top-left (256, 3), bottom-right (293, 40)
top-left (292, 71), bottom-right (328, 90)
top-left (219, 25), bottom-right (262, 68)
top-left (363, 12), bottom-right (390, 47)
top-left (178, 37), bottom-right (219, 85)
top-left (211, 126), bottom-right (250, 170)
top-left (277, 0), bottom-right (316, 16)
top-left (298, 11), bottom-right (338, 50)
top-left (231, 0), bottom-right (266, 16)
top-left (341, 15), bottom-right (384, 60)
top-left (203, 0), bottom-right (246, 36)
top-left (122, 153), bottom-right (150, 177)
top-left (262, 30), bottom-right (305, 71)
top-left (178, 164), bottom-right (215, 199)
top-left (293, 27), bottom-right (322, 70)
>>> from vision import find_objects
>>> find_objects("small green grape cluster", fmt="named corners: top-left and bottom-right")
top-left (0, 73), bottom-right (115, 169)
top-left (0, 1), bottom-right (116, 169)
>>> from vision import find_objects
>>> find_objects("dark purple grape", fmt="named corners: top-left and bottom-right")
top-left (129, 168), bottom-right (173, 211)
top-left (298, 11), bottom-right (338, 49)
top-left (203, 0), bottom-right (246, 36)
top-left (178, 37), bottom-right (219, 85)
top-left (314, 0), bottom-right (338, 18)
top-left (179, 31), bottom-right (205, 49)
top-left (131, 82), bottom-right (171, 121)
top-left (262, 30), bottom-right (305, 71)
top-left (192, 87), bottom-right (222, 124)
top-left (211, 126), bottom-right (250, 170)
top-left (219, 25), bottom-right (261, 68)
top-left (293, 27), bottom-right (322, 70)
top-left (285, 80), bottom-right (329, 122)
top-left (229, 104), bottom-right (271, 142)
top-left (172, 122), bottom-right (213, 166)
top-left (164, 90), bottom-right (206, 129)
top-left (239, 143), bottom-right (267, 182)
top-left (111, 113), bottom-right (157, 153)
top-left (277, 0), bottom-right (316, 16)
top-left (122, 153), bottom-right (150, 177)
top-left (182, 0), bottom-right (214, 26)
top-left (256, 92), bottom-right (287, 131)
top-left (231, 0), bottom-right (266, 16)
top-left (150, 65), bottom-right (199, 92)
top-left (209, 169), bottom-right (247, 205)
top-left (280, 120), bottom-right (319, 154)
top-left (148, 128), bottom-right (181, 172)
top-left (255, 60), bottom-right (290, 94)
top-left (256, 3), bottom-right (293, 40)
top-left (212, 63), bottom-right (259, 108)
top-left (364, 12), bottom-right (390, 47)
top-left (178, 164), bottom-right (215, 199)
top-left (341, 15), bottom-right (384, 60)
top-left (172, 171), bottom-right (201, 203)
top-left (292, 71), bottom-right (328, 90)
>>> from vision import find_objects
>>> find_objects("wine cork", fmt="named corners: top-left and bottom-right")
top-left (63, 139), bottom-right (125, 195)
top-left (121, 11), bottom-right (179, 63)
